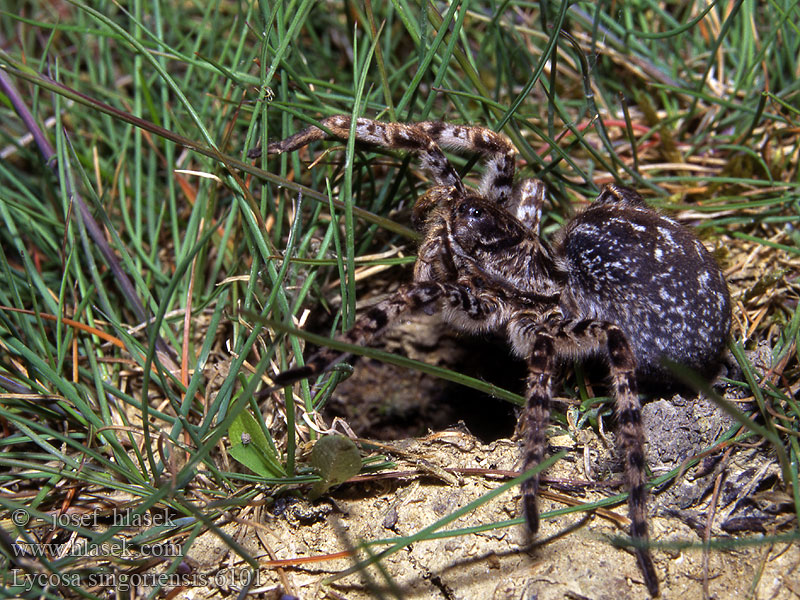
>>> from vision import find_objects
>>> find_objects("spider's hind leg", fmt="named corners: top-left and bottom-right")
top-left (605, 325), bottom-right (660, 597)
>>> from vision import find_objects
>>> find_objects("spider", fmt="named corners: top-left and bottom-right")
top-left (256, 115), bottom-right (732, 597)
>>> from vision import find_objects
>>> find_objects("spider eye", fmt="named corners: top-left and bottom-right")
top-left (456, 202), bottom-right (484, 219)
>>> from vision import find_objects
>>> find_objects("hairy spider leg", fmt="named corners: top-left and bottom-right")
top-left (261, 115), bottom-right (530, 208)
top-left (508, 315), bottom-right (659, 597)
top-left (605, 326), bottom-right (660, 598)
top-left (264, 115), bottom-right (465, 194)
top-left (510, 178), bottom-right (546, 234)
top-left (414, 121), bottom-right (517, 205)
top-left (411, 124), bottom-right (548, 232)
top-left (518, 331), bottom-right (555, 534)
top-left (271, 280), bottom-right (497, 387)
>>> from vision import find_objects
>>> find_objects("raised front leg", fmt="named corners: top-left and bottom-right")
top-left (254, 115), bottom-right (523, 205)
top-left (256, 115), bottom-right (465, 194)
top-left (414, 121), bottom-right (516, 204)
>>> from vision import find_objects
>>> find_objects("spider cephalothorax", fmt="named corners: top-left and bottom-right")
top-left (257, 115), bottom-right (732, 597)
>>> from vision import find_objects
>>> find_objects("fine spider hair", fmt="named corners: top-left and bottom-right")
top-left (258, 115), bottom-right (732, 597)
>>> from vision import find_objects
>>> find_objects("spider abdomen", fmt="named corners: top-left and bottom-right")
top-left (560, 188), bottom-right (731, 381)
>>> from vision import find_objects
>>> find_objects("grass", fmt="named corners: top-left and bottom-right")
top-left (0, 1), bottom-right (799, 598)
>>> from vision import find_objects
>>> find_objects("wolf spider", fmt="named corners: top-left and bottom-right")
top-left (256, 115), bottom-right (732, 596)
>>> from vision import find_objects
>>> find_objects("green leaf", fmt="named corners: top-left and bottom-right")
top-left (308, 435), bottom-right (362, 500)
top-left (228, 410), bottom-right (284, 478)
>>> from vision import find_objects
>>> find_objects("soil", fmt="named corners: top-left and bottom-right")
top-left (186, 428), bottom-right (797, 599)
top-left (181, 313), bottom-right (798, 600)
